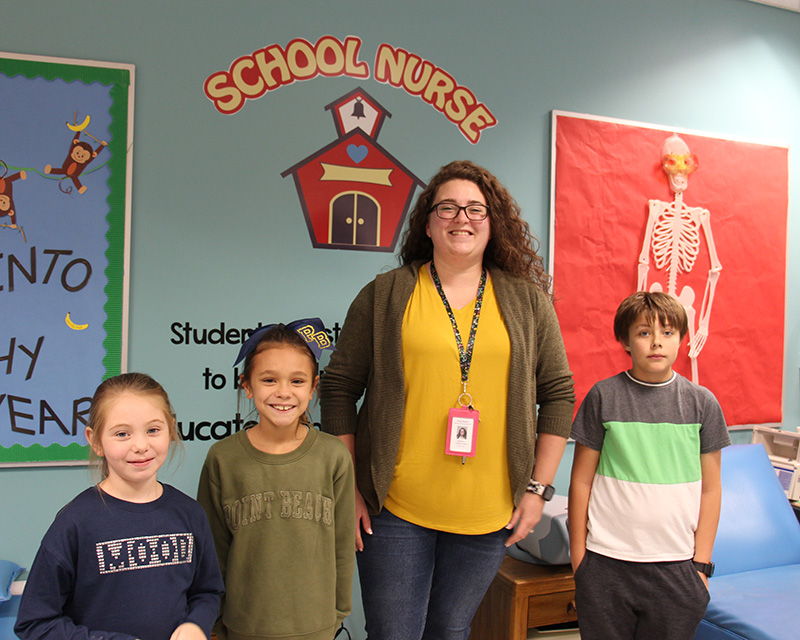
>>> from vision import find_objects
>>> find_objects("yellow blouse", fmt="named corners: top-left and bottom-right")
top-left (383, 267), bottom-right (514, 534)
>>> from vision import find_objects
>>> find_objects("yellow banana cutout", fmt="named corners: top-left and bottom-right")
top-left (66, 115), bottom-right (91, 132)
top-left (65, 312), bottom-right (89, 330)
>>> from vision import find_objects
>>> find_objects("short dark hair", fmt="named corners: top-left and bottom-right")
top-left (613, 291), bottom-right (689, 343)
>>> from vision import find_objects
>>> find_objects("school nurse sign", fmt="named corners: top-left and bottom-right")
top-left (204, 35), bottom-right (497, 144)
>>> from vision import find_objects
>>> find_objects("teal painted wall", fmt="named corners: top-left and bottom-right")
top-left (1, 1), bottom-right (798, 637)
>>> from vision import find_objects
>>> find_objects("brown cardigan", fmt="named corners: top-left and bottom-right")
top-left (320, 261), bottom-right (575, 514)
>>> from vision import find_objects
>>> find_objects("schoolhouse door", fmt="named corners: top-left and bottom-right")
top-left (329, 192), bottom-right (379, 247)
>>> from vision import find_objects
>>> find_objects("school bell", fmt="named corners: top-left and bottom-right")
top-left (351, 98), bottom-right (366, 119)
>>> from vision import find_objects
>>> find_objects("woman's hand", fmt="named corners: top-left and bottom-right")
top-left (354, 488), bottom-right (373, 552)
top-left (169, 622), bottom-right (206, 640)
top-left (504, 492), bottom-right (546, 547)
top-left (336, 434), bottom-right (373, 551)
top-left (505, 434), bottom-right (568, 548)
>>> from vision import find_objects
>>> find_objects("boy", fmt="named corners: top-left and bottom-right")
top-left (569, 291), bottom-right (730, 639)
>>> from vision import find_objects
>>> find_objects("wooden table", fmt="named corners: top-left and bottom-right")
top-left (469, 556), bottom-right (577, 640)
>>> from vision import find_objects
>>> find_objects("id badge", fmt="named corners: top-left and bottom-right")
top-left (446, 407), bottom-right (478, 457)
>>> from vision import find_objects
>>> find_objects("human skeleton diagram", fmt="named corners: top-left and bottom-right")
top-left (637, 134), bottom-right (722, 383)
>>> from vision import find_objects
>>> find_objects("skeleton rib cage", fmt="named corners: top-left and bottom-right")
top-left (650, 201), bottom-right (703, 295)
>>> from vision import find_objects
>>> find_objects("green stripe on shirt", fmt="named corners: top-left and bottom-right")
top-left (597, 421), bottom-right (701, 484)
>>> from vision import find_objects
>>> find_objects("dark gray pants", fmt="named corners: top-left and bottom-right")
top-left (574, 550), bottom-right (710, 640)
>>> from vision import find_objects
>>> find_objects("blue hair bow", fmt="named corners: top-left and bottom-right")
top-left (233, 317), bottom-right (334, 366)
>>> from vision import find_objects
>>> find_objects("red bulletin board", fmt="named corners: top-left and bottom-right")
top-left (550, 111), bottom-right (788, 427)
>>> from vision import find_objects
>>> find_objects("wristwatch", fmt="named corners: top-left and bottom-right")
top-left (693, 560), bottom-right (715, 577)
top-left (526, 480), bottom-right (555, 501)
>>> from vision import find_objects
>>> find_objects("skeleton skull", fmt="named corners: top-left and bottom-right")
top-left (661, 134), bottom-right (698, 194)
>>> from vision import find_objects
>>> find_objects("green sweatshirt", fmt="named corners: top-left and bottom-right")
top-left (198, 427), bottom-right (355, 640)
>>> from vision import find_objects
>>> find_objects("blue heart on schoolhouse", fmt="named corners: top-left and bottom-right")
top-left (347, 144), bottom-right (368, 164)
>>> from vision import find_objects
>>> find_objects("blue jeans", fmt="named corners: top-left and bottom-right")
top-left (357, 508), bottom-right (509, 640)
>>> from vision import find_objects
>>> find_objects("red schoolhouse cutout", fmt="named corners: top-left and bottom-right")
top-left (282, 87), bottom-right (424, 252)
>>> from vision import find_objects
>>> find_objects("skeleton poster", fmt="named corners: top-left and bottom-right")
top-left (0, 53), bottom-right (133, 465)
top-left (550, 111), bottom-right (788, 427)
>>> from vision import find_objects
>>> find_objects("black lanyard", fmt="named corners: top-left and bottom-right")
top-left (429, 261), bottom-right (487, 387)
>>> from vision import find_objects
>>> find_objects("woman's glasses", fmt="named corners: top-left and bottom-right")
top-left (430, 202), bottom-right (489, 221)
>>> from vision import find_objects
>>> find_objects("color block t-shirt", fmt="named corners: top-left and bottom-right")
top-left (571, 371), bottom-right (730, 562)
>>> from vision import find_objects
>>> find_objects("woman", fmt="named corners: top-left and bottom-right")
top-left (320, 160), bottom-right (575, 640)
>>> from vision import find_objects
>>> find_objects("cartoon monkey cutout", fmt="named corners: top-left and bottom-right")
top-left (45, 133), bottom-right (107, 194)
top-left (0, 161), bottom-right (27, 240)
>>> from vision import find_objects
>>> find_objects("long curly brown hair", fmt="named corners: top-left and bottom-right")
top-left (399, 160), bottom-right (551, 292)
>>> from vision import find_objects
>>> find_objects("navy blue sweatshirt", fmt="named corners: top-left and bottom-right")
top-left (15, 484), bottom-right (224, 640)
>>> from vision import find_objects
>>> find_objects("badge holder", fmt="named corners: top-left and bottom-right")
top-left (446, 386), bottom-right (479, 464)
